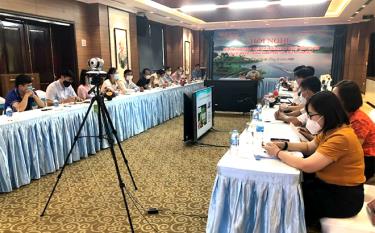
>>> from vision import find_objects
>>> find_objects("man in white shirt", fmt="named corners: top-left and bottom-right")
top-left (46, 69), bottom-right (79, 105)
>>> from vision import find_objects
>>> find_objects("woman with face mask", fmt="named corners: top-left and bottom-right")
top-left (264, 91), bottom-right (365, 228)
top-left (101, 67), bottom-right (126, 95)
top-left (77, 69), bottom-right (94, 100)
top-left (171, 66), bottom-right (185, 84)
top-left (123, 69), bottom-right (139, 92)
top-left (164, 66), bottom-right (174, 84)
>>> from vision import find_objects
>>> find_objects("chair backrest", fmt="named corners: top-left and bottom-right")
top-left (369, 109), bottom-right (375, 123)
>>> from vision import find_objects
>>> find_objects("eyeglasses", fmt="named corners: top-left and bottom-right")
top-left (307, 113), bottom-right (320, 119)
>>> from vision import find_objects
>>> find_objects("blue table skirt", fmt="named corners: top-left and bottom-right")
top-left (257, 78), bottom-right (279, 99)
top-left (0, 83), bottom-right (203, 193)
top-left (206, 174), bottom-right (306, 233)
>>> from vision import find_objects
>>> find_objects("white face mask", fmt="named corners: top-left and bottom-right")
top-left (306, 117), bottom-right (322, 135)
top-left (145, 75), bottom-right (151, 80)
top-left (166, 71), bottom-right (172, 75)
top-left (126, 75), bottom-right (133, 81)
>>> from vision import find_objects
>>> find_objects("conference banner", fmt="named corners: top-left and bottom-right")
top-left (213, 26), bottom-right (334, 80)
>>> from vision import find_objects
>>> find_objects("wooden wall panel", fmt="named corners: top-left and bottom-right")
top-left (129, 14), bottom-right (140, 82)
top-left (165, 25), bottom-right (183, 71)
top-left (343, 20), bottom-right (375, 92)
top-left (0, 0), bottom-right (105, 81)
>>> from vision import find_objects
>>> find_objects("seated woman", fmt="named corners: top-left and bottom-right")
top-left (264, 91), bottom-right (365, 227)
top-left (171, 66), bottom-right (185, 83)
top-left (123, 69), bottom-right (139, 92)
top-left (5, 74), bottom-right (45, 112)
top-left (101, 67), bottom-right (126, 95)
top-left (77, 69), bottom-right (94, 100)
top-left (333, 80), bottom-right (375, 180)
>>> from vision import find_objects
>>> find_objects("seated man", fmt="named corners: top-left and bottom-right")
top-left (191, 64), bottom-right (202, 80)
top-left (246, 65), bottom-right (261, 80)
top-left (275, 76), bottom-right (321, 127)
top-left (46, 69), bottom-right (80, 105)
top-left (123, 69), bottom-right (139, 91)
top-left (136, 68), bottom-right (152, 90)
top-left (4, 74), bottom-right (45, 112)
top-left (164, 66), bottom-right (174, 84)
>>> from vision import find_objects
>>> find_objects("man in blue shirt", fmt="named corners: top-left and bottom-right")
top-left (191, 64), bottom-right (202, 80)
top-left (4, 74), bottom-right (45, 112)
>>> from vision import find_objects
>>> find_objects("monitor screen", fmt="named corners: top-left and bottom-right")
top-left (194, 87), bottom-right (213, 139)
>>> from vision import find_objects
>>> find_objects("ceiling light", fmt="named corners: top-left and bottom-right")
top-left (280, 0), bottom-right (328, 6)
top-left (228, 1), bottom-right (270, 9)
top-left (362, 5), bottom-right (366, 7)
top-left (180, 4), bottom-right (218, 12)
top-left (355, 11), bottom-right (359, 14)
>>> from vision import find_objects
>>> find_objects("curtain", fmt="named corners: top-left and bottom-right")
top-left (203, 31), bottom-right (214, 80)
top-left (331, 25), bottom-right (347, 85)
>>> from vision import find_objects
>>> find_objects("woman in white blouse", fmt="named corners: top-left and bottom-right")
top-left (101, 67), bottom-right (126, 95)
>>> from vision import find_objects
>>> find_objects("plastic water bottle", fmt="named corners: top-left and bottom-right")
top-left (53, 98), bottom-right (59, 107)
top-left (230, 130), bottom-right (240, 155)
top-left (254, 120), bottom-right (264, 148)
top-left (5, 107), bottom-right (13, 117)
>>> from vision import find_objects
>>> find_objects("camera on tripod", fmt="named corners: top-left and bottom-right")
top-left (87, 57), bottom-right (107, 86)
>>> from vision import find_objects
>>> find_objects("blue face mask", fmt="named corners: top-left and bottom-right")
top-left (114, 74), bottom-right (120, 81)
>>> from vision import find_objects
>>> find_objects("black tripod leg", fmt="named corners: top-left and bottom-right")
top-left (41, 97), bottom-right (96, 217)
top-left (100, 99), bottom-right (137, 190)
top-left (100, 103), bottom-right (135, 233)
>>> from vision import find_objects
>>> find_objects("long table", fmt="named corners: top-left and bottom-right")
top-left (0, 82), bottom-right (204, 193)
top-left (206, 108), bottom-right (306, 233)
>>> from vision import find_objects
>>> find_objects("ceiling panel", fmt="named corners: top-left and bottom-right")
top-left (153, 0), bottom-right (332, 22)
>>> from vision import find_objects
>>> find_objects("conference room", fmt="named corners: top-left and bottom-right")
top-left (1, 0), bottom-right (375, 232)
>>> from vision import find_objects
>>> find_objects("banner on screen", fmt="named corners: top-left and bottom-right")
top-left (213, 26), bottom-right (334, 80)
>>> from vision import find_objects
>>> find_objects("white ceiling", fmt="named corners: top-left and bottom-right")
top-left (76, 0), bottom-right (375, 30)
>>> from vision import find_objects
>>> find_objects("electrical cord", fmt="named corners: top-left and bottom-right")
top-left (125, 190), bottom-right (207, 223)
top-left (123, 189), bottom-right (159, 233)
top-left (195, 142), bottom-right (229, 148)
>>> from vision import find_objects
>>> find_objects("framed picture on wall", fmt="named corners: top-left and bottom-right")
top-left (114, 28), bottom-right (129, 70)
top-left (184, 41), bottom-right (191, 75)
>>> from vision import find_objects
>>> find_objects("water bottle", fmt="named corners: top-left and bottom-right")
top-left (256, 103), bottom-right (262, 114)
top-left (230, 130), bottom-right (240, 155)
top-left (53, 98), bottom-right (59, 107)
top-left (254, 120), bottom-right (264, 148)
top-left (5, 107), bottom-right (13, 117)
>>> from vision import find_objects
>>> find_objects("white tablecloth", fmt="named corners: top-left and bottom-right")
top-left (206, 108), bottom-right (306, 233)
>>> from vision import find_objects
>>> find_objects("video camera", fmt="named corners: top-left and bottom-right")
top-left (87, 57), bottom-right (107, 86)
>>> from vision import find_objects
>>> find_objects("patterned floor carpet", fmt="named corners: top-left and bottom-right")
top-left (0, 113), bottom-right (249, 233)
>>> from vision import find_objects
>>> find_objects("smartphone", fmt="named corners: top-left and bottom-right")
top-left (270, 138), bottom-right (290, 142)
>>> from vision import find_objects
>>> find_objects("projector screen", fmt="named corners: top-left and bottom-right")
top-left (194, 87), bottom-right (213, 139)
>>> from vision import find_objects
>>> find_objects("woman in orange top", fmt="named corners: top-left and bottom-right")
top-left (264, 91), bottom-right (365, 227)
top-left (333, 80), bottom-right (375, 180)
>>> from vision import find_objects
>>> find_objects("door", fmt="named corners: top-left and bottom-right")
top-left (27, 24), bottom-right (54, 90)
top-left (0, 20), bottom-right (28, 74)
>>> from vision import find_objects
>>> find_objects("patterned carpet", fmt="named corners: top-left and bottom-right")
top-left (0, 113), bottom-right (249, 233)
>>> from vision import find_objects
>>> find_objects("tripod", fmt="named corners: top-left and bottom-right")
top-left (40, 84), bottom-right (138, 233)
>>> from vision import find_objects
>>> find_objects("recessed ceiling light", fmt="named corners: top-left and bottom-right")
top-left (355, 11), bottom-right (359, 14)
top-left (180, 4), bottom-right (218, 12)
top-left (228, 1), bottom-right (270, 9)
top-left (350, 16), bottom-right (354, 18)
top-left (362, 5), bottom-right (366, 7)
